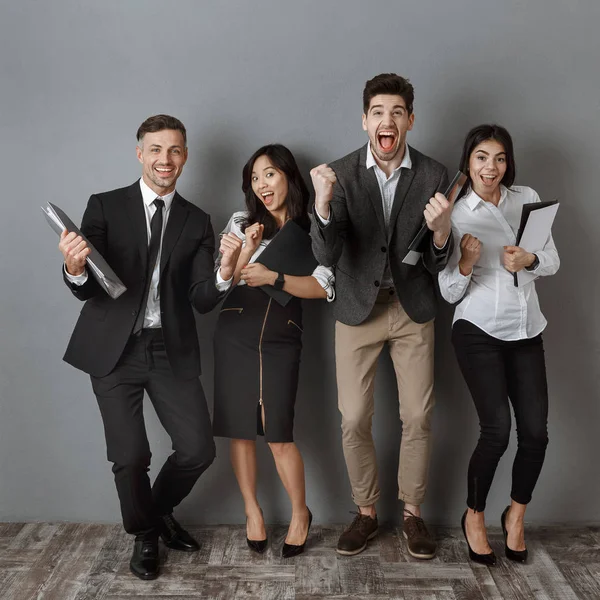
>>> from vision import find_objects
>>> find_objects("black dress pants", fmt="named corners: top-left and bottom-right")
top-left (451, 319), bottom-right (549, 512)
top-left (91, 329), bottom-right (216, 536)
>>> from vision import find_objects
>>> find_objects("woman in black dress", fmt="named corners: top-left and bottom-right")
top-left (213, 144), bottom-right (335, 558)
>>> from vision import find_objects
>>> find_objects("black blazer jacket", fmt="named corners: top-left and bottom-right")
top-left (63, 181), bottom-right (223, 379)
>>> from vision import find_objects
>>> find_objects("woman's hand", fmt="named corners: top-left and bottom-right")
top-left (240, 263), bottom-right (277, 287)
top-left (503, 246), bottom-right (536, 273)
top-left (244, 222), bottom-right (264, 254)
top-left (458, 233), bottom-right (482, 276)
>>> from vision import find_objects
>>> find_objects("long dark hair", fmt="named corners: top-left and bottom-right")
top-left (458, 124), bottom-right (516, 200)
top-left (241, 144), bottom-right (310, 239)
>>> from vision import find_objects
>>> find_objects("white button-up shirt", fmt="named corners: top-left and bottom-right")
top-left (438, 185), bottom-right (560, 340)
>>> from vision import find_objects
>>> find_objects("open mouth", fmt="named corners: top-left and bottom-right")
top-left (261, 191), bottom-right (274, 205)
top-left (480, 174), bottom-right (497, 185)
top-left (155, 166), bottom-right (174, 178)
top-left (377, 131), bottom-right (397, 152)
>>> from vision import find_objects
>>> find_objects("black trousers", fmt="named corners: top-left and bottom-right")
top-left (451, 319), bottom-right (549, 512)
top-left (90, 329), bottom-right (216, 536)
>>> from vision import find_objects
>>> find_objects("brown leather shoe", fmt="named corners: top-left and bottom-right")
top-left (336, 512), bottom-right (378, 556)
top-left (403, 511), bottom-right (436, 559)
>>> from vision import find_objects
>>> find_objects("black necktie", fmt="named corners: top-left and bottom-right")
top-left (133, 198), bottom-right (165, 333)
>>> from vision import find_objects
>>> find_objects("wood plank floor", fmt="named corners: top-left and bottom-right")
top-left (1, 522), bottom-right (599, 599)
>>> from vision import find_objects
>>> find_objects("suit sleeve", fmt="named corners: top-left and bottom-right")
top-left (188, 214), bottom-right (225, 313)
top-left (422, 168), bottom-right (455, 274)
top-left (63, 194), bottom-right (105, 301)
top-left (310, 174), bottom-right (349, 267)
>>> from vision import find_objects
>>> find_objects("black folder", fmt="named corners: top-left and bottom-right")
top-left (255, 220), bottom-right (319, 306)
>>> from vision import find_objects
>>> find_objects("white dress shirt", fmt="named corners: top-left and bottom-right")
top-left (438, 185), bottom-right (560, 341)
top-left (65, 178), bottom-right (176, 329)
top-left (215, 211), bottom-right (335, 301)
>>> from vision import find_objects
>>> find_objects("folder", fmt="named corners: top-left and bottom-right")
top-left (402, 171), bottom-right (468, 265)
top-left (42, 201), bottom-right (127, 299)
top-left (255, 220), bottom-right (319, 306)
top-left (513, 200), bottom-right (559, 287)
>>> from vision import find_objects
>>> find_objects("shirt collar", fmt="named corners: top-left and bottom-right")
top-left (464, 184), bottom-right (508, 211)
top-left (366, 141), bottom-right (412, 173)
top-left (139, 177), bottom-right (176, 210)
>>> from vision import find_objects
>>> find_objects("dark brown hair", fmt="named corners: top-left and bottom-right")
top-left (458, 124), bottom-right (516, 197)
top-left (136, 114), bottom-right (187, 146)
top-left (241, 144), bottom-right (310, 239)
top-left (363, 73), bottom-right (414, 114)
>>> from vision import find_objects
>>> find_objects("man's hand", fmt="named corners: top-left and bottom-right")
top-left (240, 263), bottom-right (277, 287)
top-left (59, 230), bottom-right (90, 276)
top-left (424, 192), bottom-right (454, 247)
top-left (219, 233), bottom-right (243, 281)
top-left (503, 246), bottom-right (536, 273)
top-left (310, 164), bottom-right (337, 220)
top-left (458, 234), bottom-right (482, 276)
top-left (244, 222), bottom-right (264, 255)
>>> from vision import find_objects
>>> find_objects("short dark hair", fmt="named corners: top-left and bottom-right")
top-left (241, 144), bottom-right (310, 239)
top-left (136, 114), bottom-right (187, 147)
top-left (458, 124), bottom-right (516, 194)
top-left (363, 73), bottom-right (414, 114)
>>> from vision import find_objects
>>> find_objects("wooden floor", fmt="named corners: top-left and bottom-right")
top-left (1, 521), bottom-right (599, 599)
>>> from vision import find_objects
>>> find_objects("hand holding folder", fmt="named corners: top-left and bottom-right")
top-left (42, 202), bottom-right (127, 299)
top-left (402, 171), bottom-right (468, 265)
top-left (512, 200), bottom-right (559, 287)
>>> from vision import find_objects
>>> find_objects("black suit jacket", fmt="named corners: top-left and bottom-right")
top-left (310, 144), bottom-right (453, 325)
top-left (63, 181), bottom-right (223, 379)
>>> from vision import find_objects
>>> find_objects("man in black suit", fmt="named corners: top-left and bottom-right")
top-left (58, 114), bottom-right (242, 580)
top-left (310, 75), bottom-right (454, 559)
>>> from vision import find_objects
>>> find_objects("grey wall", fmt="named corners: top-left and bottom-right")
top-left (1, 0), bottom-right (599, 526)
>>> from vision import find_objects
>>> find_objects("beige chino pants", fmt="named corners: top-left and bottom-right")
top-left (335, 289), bottom-right (435, 506)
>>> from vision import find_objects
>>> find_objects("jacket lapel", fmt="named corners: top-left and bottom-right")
top-left (387, 167), bottom-right (415, 242)
top-left (160, 193), bottom-right (189, 277)
top-left (124, 181), bottom-right (149, 270)
top-left (358, 146), bottom-right (386, 236)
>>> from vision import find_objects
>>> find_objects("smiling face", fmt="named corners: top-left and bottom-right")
top-left (468, 139), bottom-right (507, 198)
top-left (136, 129), bottom-right (187, 195)
top-left (250, 154), bottom-right (289, 217)
top-left (362, 94), bottom-right (414, 165)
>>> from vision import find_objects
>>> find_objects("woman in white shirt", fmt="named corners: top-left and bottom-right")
top-left (439, 125), bottom-right (559, 565)
top-left (213, 144), bottom-right (334, 559)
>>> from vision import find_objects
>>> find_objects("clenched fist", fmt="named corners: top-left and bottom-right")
top-left (424, 192), bottom-right (454, 247)
top-left (503, 246), bottom-right (536, 273)
top-left (59, 230), bottom-right (90, 276)
top-left (310, 164), bottom-right (337, 220)
top-left (244, 222), bottom-right (264, 254)
top-left (458, 234), bottom-right (482, 276)
top-left (219, 232), bottom-right (243, 281)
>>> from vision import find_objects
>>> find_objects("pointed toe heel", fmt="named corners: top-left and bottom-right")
top-left (461, 510), bottom-right (496, 566)
top-left (282, 508), bottom-right (312, 559)
top-left (501, 506), bottom-right (528, 563)
top-left (246, 537), bottom-right (268, 553)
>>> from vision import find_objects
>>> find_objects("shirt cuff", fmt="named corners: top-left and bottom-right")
top-left (433, 233), bottom-right (450, 251)
top-left (215, 268), bottom-right (233, 291)
top-left (64, 264), bottom-right (88, 285)
top-left (315, 207), bottom-right (331, 226)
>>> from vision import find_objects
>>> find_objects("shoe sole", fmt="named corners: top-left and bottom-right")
top-left (402, 531), bottom-right (436, 560)
top-left (336, 529), bottom-right (379, 556)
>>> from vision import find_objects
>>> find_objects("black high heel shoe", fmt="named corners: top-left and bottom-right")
top-left (461, 510), bottom-right (496, 566)
top-left (282, 508), bottom-right (312, 559)
top-left (501, 506), bottom-right (528, 563)
top-left (246, 511), bottom-right (268, 554)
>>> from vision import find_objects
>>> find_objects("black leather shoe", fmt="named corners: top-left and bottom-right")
top-left (130, 536), bottom-right (159, 580)
top-left (461, 510), bottom-right (496, 566)
top-left (501, 506), bottom-right (528, 562)
top-left (282, 508), bottom-right (312, 559)
top-left (158, 513), bottom-right (200, 552)
top-left (246, 516), bottom-right (268, 553)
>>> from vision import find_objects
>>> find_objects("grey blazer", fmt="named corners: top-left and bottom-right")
top-left (311, 144), bottom-right (453, 325)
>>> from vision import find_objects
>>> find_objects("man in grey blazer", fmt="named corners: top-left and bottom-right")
top-left (310, 74), bottom-right (454, 559)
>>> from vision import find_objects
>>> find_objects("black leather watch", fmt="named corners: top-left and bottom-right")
top-left (525, 253), bottom-right (540, 272)
top-left (273, 272), bottom-right (285, 290)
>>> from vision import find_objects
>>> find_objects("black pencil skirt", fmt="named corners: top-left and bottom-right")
top-left (213, 285), bottom-right (303, 443)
